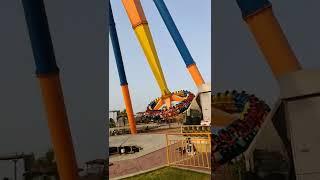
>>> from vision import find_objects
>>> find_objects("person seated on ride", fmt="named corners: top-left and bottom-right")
top-left (233, 121), bottom-right (248, 138)
top-left (226, 126), bottom-right (238, 139)
top-left (218, 129), bottom-right (235, 146)
top-left (246, 118), bottom-right (257, 130)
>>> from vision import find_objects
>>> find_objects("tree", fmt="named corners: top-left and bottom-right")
top-left (32, 148), bottom-right (58, 179)
top-left (118, 109), bottom-right (128, 126)
top-left (120, 109), bottom-right (127, 116)
top-left (45, 149), bottom-right (54, 164)
top-left (109, 118), bottom-right (116, 128)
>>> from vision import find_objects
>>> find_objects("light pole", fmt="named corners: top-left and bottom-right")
top-left (12, 159), bottom-right (17, 180)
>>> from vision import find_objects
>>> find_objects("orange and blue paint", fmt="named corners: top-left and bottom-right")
top-left (109, 3), bottom-right (137, 134)
top-left (121, 0), bottom-right (175, 110)
top-left (236, 0), bottom-right (301, 78)
top-left (22, 0), bottom-right (79, 179)
top-left (153, 0), bottom-right (205, 87)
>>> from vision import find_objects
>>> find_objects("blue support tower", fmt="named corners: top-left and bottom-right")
top-left (22, 0), bottom-right (60, 75)
top-left (109, 2), bottom-right (128, 86)
top-left (153, 0), bottom-right (196, 67)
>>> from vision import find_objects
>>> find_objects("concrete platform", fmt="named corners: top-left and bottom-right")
top-left (109, 132), bottom-right (211, 178)
top-left (109, 134), bottom-right (167, 162)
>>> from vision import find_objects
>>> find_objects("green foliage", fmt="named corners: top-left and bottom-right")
top-left (33, 148), bottom-right (57, 171)
top-left (121, 109), bottom-right (127, 114)
top-left (110, 118), bottom-right (116, 128)
top-left (45, 149), bottom-right (55, 163)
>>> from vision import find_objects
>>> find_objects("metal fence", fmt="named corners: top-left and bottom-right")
top-left (165, 133), bottom-right (211, 170)
top-left (180, 125), bottom-right (211, 133)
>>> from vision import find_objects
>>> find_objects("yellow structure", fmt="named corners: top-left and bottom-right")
top-left (134, 24), bottom-right (171, 96)
top-left (122, 0), bottom-right (170, 97)
top-left (166, 133), bottom-right (211, 169)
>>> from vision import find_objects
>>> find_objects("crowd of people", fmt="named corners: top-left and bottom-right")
top-left (143, 90), bottom-right (195, 119)
top-left (211, 90), bottom-right (271, 167)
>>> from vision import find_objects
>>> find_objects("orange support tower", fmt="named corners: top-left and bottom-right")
top-left (121, 85), bottom-right (137, 134)
top-left (110, 3), bottom-right (137, 134)
top-left (22, 0), bottom-right (79, 179)
top-left (236, 0), bottom-right (301, 78)
top-left (187, 64), bottom-right (205, 87)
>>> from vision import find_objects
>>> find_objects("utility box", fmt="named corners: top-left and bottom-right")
top-left (279, 70), bottom-right (320, 179)
top-left (184, 83), bottom-right (211, 125)
top-left (198, 83), bottom-right (211, 125)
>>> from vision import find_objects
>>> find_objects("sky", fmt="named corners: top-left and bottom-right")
top-left (213, 0), bottom-right (320, 107)
top-left (109, 0), bottom-right (211, 113)
top-left (0, 0), bottom-right (107, 178)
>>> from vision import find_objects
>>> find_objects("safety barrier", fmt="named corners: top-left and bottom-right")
top-left (109, 124), bottom-right (161, 136)
top-left (165, 133), bottom-right (211, 170)
top-left (180, 125), bottom-right (211, 133)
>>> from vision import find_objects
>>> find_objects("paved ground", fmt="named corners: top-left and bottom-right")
top-left (109, 124), bottom-right (211, 179)
top-left (109, 132), bottom-right (211, 179)
top-left (109, 129), bottom-right (187, 162)
top-left (109, 134), bottom-right (166, 162)
top-left (109, 146), bottom-right (167, 179)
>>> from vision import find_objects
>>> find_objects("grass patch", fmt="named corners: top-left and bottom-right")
top-left (122, 166), bottom-right (210, 180)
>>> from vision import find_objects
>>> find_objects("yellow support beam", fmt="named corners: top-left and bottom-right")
top-left (122, 0), bottom-right (171, 96)
top-left (134, 24), bottom-right (171, 96)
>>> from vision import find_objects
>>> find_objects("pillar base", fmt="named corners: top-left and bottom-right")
top-left (279, 70), bottom-right (320, 179)
top-left (198, 83), bottom-right (211, 126)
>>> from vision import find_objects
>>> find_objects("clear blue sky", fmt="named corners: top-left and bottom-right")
top-left (109, 0), bottom-right (211, 112)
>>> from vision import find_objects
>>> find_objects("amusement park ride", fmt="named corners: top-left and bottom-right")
top-left (18, 0), bottom-right (320, 179)
top-left (21, 0), bottom-right (211, 179)
top-left (109, 0), bottom-right (212, 134)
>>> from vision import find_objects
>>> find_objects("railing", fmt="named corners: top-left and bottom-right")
top-left (109, 124), bottom-right (161, 136)
top-left (180, 125), bottom-right (211, 133)
top-left (165, 133), bottom-right (211, 170)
